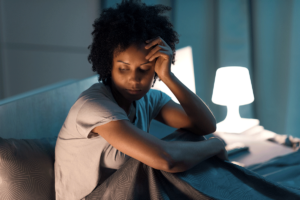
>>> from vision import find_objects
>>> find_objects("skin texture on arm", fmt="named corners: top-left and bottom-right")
top-left (92, 120), bottom-right (226, 173)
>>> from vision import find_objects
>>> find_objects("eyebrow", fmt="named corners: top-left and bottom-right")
top-left (117, 60), bottom-right (151, 65)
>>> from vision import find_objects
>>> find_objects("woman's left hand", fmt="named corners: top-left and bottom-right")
top-left (145, 36), bottom-right (173, 80)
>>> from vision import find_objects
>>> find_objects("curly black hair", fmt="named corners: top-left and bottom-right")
top-left (87, 0), bottom-right (179, 87)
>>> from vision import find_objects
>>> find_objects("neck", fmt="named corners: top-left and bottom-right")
top-left (109, 82), bottom-right (133, 114)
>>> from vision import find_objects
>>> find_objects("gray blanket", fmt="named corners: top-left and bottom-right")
top-left (85, 129), bottom-right (300, 200)
top-left (246, 149), bottom-right (300, 190)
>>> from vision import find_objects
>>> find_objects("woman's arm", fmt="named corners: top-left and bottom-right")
top-left (145, 36), bottom-right (216, 134)
top-left (164, 137), bottom-right (227, 173)
top-left (92, 120), bottom-right (225, 173)
top-left (160, 72), bottom-right (217, 134)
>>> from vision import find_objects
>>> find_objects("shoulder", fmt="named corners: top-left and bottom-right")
top-left (76, 82), bottom-right (116, 107)
top-left (74, 82), bottom-right (126, 118)
top-left (78, 82), bottom-right (110, 100)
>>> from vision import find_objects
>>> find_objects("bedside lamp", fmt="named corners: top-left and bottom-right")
top-left (212, 66), bottom-right (259, 133)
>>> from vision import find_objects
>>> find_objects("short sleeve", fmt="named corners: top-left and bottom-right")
top-left (76, 98), bottom-right (129, 138)
top-left (149, 89), bottom-right (172, 121)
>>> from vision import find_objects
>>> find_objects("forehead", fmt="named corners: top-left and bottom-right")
top-left (113, 43), bottom-right (151, 60)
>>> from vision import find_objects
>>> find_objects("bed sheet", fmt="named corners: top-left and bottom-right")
top-left (212, 126), bottom-right (300, 190)
top-left (246, 149), bottom-right (300, 190)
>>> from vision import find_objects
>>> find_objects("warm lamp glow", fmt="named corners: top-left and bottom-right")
top-left (212, 66), bottom-right (259, 133)
top-left (212, 66), bottom-right (254, 106)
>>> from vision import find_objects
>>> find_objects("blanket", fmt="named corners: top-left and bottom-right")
top-left (85, 129), bottom-right (300, 200)
top-left (246, 149), bottom-right (300, 190)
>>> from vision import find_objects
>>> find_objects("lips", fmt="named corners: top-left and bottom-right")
top-left (127, 89), bottom-right (142, 94)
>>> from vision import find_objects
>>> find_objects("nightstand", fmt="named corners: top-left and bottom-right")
top-left (213, 125), bottom-right (295, 167)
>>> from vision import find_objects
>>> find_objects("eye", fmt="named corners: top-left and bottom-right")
top-left (140, 68), bottom-right (149, 72)
top-left (119, 67), bottom-right (150, 72)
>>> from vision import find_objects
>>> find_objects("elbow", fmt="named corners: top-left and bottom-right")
top-left (160, 155), bottom-right (189, 173)
top-left (191, 120), bottom-right (216, 135)
top-left (157, 148), bottom-right (177, 173)
top-left (207, 118), bottom-right (217, 134)
top-left (203, 123), bottom-right (217, 135)
top-left (204, 117), bottom-right (217, 134)
top-left (158, 152), bottom-right (174, 172)
top-left (158, 144), bottom-right (186, 173)
top-left (197, 126), bottom-right (216, 136)
top-left (209, 125), bottom-right (217, 134)
top-left (160, 157), bottom-right (176, 173)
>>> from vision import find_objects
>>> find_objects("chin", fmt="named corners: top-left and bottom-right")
top-left (124, 90), bottom-right (146, 101)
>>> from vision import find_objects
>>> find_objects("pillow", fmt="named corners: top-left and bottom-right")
top-left (0, 136), bottom-right (57, 200)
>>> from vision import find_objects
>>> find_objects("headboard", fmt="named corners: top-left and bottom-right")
top-left (0, 76), bottom-right (98, 139)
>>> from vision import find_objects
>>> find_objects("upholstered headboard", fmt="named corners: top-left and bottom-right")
top-left (0, 76), bottom-right (99, 139)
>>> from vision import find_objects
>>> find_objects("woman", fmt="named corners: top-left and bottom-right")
top-left (54, 1), bottom-right (300, 199)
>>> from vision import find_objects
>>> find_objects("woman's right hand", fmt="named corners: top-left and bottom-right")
top-left (209, 137), bottom-right (230, 161)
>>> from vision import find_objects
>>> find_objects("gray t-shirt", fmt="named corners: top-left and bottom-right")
top-left (54, 82), bottom-right (171, 200)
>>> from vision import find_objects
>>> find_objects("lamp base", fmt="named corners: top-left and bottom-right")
top-left (216, 118), bottom-right (260, 134)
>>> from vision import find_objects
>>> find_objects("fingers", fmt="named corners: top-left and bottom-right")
top-left (148, 50), bottom-right (169, 61)
top-left (145, 36), bottom-right (166, 49)
top-left (145, 45), bottom-right (168, 60)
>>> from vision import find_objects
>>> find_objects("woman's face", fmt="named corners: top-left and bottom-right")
top-left (111, 42), bottom-right (156, 102)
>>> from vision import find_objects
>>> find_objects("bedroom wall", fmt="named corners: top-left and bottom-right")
top-left (0, 0), bottom-right (100, 100)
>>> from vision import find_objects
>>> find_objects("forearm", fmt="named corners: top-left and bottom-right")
top-left (164, 138), bottom-right (223, 173)
top-left (161, 72), bottom-right (216, 133)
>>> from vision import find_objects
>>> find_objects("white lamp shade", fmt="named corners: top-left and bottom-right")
top-left (212, 66), bottom-right (254, 106)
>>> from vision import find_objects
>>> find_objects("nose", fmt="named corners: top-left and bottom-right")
top-left (129, 69), bottom-right (142, 83)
